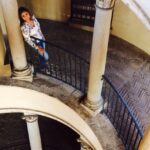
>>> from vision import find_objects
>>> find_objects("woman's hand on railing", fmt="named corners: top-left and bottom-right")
top-left (37, 47), bottom-right (44, 54)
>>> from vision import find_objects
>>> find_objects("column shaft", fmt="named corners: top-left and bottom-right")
top-left (1, 0), bottom-right (27, 69)
top-left (27, 121), bottom-right (42, 150)
top-left (0, 0), bottom-right (33, 81)
top-left (23, 114), bottom-right (42, 150)
top-left (86, 2), bottom-right (113, 111)
top-left (0, 24), bottom-right (5, 65)
top-left (0, 3), bottom-right (6, 35)
top-left (0, 24), bottom-right (11, 76)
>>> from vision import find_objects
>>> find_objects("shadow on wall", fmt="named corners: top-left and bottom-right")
top-left (17, 0), bottom-right (71, 22)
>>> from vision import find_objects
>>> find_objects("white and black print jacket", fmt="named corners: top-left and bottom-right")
top-left (21, 16), bottom-right (45, 49)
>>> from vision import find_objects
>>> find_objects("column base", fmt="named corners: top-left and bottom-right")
top-left (81, 97), bottom-right (103, 116)
top-left (12, 64), bottom-right (33, 82)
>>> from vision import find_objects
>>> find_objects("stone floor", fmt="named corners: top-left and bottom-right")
top-left (40, 19), bottom-right (150, 131)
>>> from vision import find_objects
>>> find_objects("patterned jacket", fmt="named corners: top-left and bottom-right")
top-left (21, 16), bottom-right (45, 49)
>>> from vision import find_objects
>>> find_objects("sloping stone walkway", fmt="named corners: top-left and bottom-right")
top-left (106, 36), bottom-right (150, 131)
top-left (40, 19), bottom-right (150, 131)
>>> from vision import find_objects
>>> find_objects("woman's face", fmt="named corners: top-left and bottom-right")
top-left (21, 11), bottom-right (31, 22)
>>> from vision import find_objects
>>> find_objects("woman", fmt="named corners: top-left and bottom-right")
top-left (18, 6), bottom-right (49, 71)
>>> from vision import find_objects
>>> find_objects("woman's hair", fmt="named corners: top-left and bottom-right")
top-left (18, 6), bottom-right (33, 26)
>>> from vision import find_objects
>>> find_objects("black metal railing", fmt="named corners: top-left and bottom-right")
top-left (25, 37), bottom-right (89, 93)
top-left (102, 75), bottom-right (144, 150)
top-left (70, 0), bottom-right (96, 26)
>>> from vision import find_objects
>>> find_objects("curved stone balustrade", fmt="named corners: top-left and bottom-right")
top-left (0, 85), bottom-right (102, 150)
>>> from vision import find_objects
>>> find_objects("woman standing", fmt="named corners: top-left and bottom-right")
top-left (18, 6), bottom-right (49, 72)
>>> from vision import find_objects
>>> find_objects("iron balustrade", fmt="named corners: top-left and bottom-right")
top-left (25, 37), bottom-right (89, 93)
top-left (25, 37), bottom-right (145, 150)
top-left (70, 0), bottom-right (96, 26)
top-left (102, 75), bottom-right (144, 150)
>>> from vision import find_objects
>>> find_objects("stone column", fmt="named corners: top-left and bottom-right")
top-left (0, 24), bottom-right (11, 76)
top-left (85, 0), bottom-right (116, 112)
top-left (0, 3), bottom-right (6, 35)
top-left (0, 0), bottom-right (33, 81)
top-left (0, 24), bottom-right (5, 65)
top-left (22, 114), bottom-right (42, 150)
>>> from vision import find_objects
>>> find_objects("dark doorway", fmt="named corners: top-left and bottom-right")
top-left (70, 0), bottom-right (96, 26)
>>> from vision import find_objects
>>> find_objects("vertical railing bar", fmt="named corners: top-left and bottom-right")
top-left (79, 59), bottom-right (82, 91)
top-left (83, 63), bottom-right (88, 93)
top-left (69, 54), bottom-right (73, 86)
top-left (122, 111), bottom-right (130, 138)
top-left (57, 50), bottom-right (62, 80)
top-left (112, 94), bottom-right (118, 125)
top-left (106, 84), bottom-right (112, 115)
top-left (132, 130), bottom-right (139, 150)
top-left (63, 53), bottom-right (67, 82)
top-left (137, 137), bottom-right (142, 149)
top-left (55, 51), bottom-right (59, 78)
top-left (115, 99), bottom-right (123, 131)
top-left (118, 105), bottom-right (126, 135)
top-left (102, 79), bottom-right (107, 113)
top-left (125, 117), bottom-right (133, 145)
top-left (109, 92), bottom-right (116, 121)
top-left (82, 60), bottom-right (87, 92)
top-left (128, 124), bottom-right (136, 148)
top-left (74, 56), bottom-right (77, 88)
top-left (70, 55), bottom-right (73, 86)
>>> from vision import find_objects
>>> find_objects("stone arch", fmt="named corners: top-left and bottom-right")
top-left (0, 85), bottom-right (102, 150)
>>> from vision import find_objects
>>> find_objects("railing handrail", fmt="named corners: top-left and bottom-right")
top-left (102, 75), bottom-right (144, 137)
top-left (30, 36), bottom-right (89, 64)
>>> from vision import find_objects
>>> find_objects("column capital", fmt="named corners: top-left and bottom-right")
top-left (96, 0), bottom-right (116, 9)
top-left (22, 114), bottom-right (38, 123)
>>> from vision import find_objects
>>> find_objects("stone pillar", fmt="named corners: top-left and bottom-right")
top-left (0, 0), bottom-right (33, 81)
top-left (85, 0), bottom-right (116, 112)
top-left (0, 24), bottom-right (5, 65)
top-left (22, 114), bottom-right (42, 150)
top-left (0, 3), bottom-right (6, 35)
top-left (0, 24), bottom-right (11, 76)
top-left (139, 126), bottom-right (150, 150)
